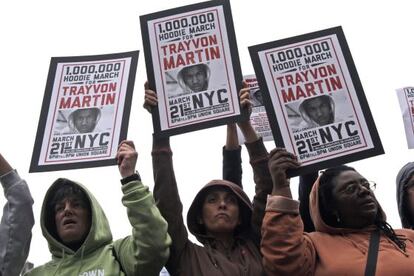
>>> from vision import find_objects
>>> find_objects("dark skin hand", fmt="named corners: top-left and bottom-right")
top-left (268, 148), bottom-right (300, 198)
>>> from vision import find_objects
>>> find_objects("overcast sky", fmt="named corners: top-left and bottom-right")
top-left (1, 0), bottom-right (414, 267)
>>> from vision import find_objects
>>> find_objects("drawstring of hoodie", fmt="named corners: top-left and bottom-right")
top-left (236, 239), bottom-right (248, 271)
top-left (204, 238), bottom-right (249, 272)
top-left (53, 249), bottom-right (65, 276)
top-left (76, 245), bottom-right (86, 276)
top-left (52, 246), bottom-right (87, 276)
top-left (205, 243), bottom-right (220, 269)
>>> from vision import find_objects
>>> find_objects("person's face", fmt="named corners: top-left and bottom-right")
top-left (201, 187), bottom-right (240, 236)
top-left (330, 170), bottom-right (378, 228)
top-left (74, 109), bottom-right (97, 133)
top-left (305, 97), bottom-right (334, 126)
top-left (182, 66), bottom-right (208, 92)
top-left (405, 175), bottom-right (414, 223)
top-left (54, 196), bottom-right (91, 246)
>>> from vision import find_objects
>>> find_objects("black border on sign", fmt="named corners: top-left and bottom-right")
top-left (249, 26), bottom-right (383, 177)
top-left (29, 51), bottom-right (139, 173)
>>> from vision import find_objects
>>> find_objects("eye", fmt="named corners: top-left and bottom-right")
top-left (55, 204), bottom-right (64, 212)
top-left (226, 196), bottom-right (238, 205)
top-left (344, 184), bottom-right (357, 194)
top-left (361, 180), bottom-right (370, 189)
top-left (206, 195), bottom-right (217, 203)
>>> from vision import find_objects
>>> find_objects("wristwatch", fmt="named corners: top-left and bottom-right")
top-left (121, 171), bottom-right (141, 185)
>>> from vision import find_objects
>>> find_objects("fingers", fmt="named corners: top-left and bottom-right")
top-left (268, 148), bottom-right (300, 169)
top-left (116, 140), bottom-right (136, 164)
top-left (239, 84), bottom-right (252, 111)
top-left (116, 140), bottom-right (138, 178)
top-left (239, 86), bottom-right (250, 100)
top-left (240, 89), bottom-right (250, 101)
top-left (118, 140), bottom-right (135, 150)
top-left (269, 148), bottom-right (298, 161)
top-left (144, 90), bottom-right (158, 105)
top-left (240, 98), bottom-right (253, 108)
top-left (143, 81), bottom-right (158, 112)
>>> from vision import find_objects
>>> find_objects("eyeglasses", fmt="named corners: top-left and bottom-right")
top-left (343, 180), bottom-right (376, 195)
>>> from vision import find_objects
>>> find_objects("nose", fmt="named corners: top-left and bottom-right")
top-left (191, 75), bottom-right (199, 83)
top-left (357, 185), bottom-right (371, 196)
top-left (315, 109), bottom-right (323, 117)
top-left (218, 199), bottom-right (227, 209)
top-left (63, 202), bottom-right (74, 215)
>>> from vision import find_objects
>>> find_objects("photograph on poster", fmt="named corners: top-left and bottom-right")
top-left (396, 87), bottom-right (414, 149)
top-left (237, 74), bottom-right (273, 144)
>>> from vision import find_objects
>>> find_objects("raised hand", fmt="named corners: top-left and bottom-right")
top-left (116, 140), bottom-right (138, 178)
top-left (268, 148), bottom-right (300, 197)
top-left (143, 81), bottom-right (158, 113)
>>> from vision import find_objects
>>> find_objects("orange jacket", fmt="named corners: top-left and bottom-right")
top-left (261, 177), bottom-right (414, 276)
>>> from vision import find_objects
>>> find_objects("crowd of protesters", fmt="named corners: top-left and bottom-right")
top-left (2, 82), bottom-right (414, 276)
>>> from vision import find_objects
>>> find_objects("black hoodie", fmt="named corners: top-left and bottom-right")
top-left (396, 162), bottom-right (414, 229)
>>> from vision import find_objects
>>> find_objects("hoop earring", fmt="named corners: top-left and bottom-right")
top-left (336, 215), bottom-right (341, 223)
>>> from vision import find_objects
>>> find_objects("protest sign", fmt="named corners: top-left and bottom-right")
top-left (396, 87), bottom-right (414, 149)
top-left (237, 74), bottom-right (273, 144)
top-left (30, 51), bottom-right (138, 172)
top-left (140, 0), bottom-right (245, 137)
top-left (249, 26), bottom-right (383, 176)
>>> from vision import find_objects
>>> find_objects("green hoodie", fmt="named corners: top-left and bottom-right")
top-left (26, 178), bottom-right (171, 276)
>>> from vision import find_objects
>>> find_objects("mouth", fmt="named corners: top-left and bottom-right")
top-left (63, 218), bottom-right (77, 226)
top-left (215, 213), bottom-right (229, 219)
top-left (360, 198), bottom-right (376, 208)
top-left (192, 86), bottom-right (203, 92)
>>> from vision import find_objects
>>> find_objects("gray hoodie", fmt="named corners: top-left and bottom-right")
top-left (0, 170), bottom-right (34, 276)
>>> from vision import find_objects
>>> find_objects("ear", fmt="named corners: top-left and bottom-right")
top-left (197, 216), bottom-right (204, 225)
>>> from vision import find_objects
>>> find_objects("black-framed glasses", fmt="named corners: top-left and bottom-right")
top-left (343, 180), bottom-right (376, 195)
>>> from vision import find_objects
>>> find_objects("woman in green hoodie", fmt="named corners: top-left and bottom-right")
top-left (26, 140), bottom-right (171, 276)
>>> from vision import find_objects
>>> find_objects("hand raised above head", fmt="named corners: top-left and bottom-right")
top-left (239, 81), bottom-right (252, 114)
top-left (268, 148), bottom-right (300, 195)
top-left (0, 153), bottom-right (12, 176)
top-left (237, 81), bottom-right (259, 143)
top-left (143, 81), bottom-right (158, 113)
top-left (116, 140), bottom-right (138, 178)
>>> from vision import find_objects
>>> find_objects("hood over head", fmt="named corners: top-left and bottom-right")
top-left (309, 174), bottom-right (386, 234)
top-left (177, 63), bottom-right (210, 93)
top-left (41, 178), bottom-right (112, 257)
top-left (187, 179), bottom-right (252, 243)
top-left (298, 95), bottom-right (335, 127)
top-left (68, 107), bottom-right (101, 133)
top-left (396, 162), bottom-right (414, 229)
